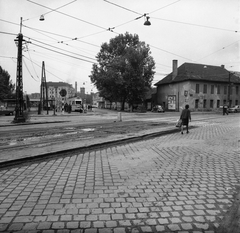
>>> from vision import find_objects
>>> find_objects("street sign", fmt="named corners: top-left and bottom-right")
top-left (59, 89), bottom-right (67, 97)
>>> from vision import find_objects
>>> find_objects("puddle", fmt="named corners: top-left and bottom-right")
top-left (81, 128), bottom-right (95, 132)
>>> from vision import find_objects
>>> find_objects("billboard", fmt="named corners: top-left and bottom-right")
top-left (168, 95), bottom-right (176, 110)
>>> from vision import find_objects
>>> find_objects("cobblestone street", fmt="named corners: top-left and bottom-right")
top-left (0, 116), bottom-right (239, 232)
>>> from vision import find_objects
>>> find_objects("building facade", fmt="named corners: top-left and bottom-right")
top-left (45, 82), bottom-right (76, 111)
top-left (154, 60), bottom-right (240, 111)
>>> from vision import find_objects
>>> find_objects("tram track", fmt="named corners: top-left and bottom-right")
top-left (0, 121), bottom-right (169, 152)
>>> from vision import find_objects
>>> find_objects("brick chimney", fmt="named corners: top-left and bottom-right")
top-left (75, 81), bottom-right (77, 93)
top-left (172, 60), bottom-right (178, 80)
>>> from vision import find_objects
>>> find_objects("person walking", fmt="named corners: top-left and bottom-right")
top-left (180, 104), bottom-right (191, 134)
top-left (223, 104), bottom-right (228, 115)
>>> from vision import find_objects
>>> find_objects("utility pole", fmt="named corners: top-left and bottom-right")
top-left (13, 17), bottom-right (25, 123)
top-left (39, 61), bottom-right (48, 115)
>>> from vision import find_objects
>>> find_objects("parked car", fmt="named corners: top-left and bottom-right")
top-left (151, 105), bottom-right (165, 113)
top-left (228, 105), bottom-right (240, 113)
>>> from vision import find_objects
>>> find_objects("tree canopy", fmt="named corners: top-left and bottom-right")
top-left (0, 66), bottom-right (15, 102)
top-left (89, 32), bottom-right (155, 110)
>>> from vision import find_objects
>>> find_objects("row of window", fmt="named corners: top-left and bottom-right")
top-left (196, 84), bottom-right (239, 95)
top-left (195, 99), bottom-right (238, 108)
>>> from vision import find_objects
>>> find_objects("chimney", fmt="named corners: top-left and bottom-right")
top-left (75, 82), bottom-right (77, 93)
top-left (221, 65), bottom-right (225, 69)
top-left (172, 60), bottom-right (178, 80)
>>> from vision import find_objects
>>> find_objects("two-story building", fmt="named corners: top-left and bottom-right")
top-left (154, 60), bottom-right (240, 111)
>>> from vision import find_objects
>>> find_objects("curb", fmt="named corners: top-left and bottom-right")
top-left (0, 127), bottom-right (182, 168)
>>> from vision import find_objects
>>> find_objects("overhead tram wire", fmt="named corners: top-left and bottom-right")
top-left (27, 0), bottom-right (108, 31)
top-left (25, 44), bottom-right (40, 80)
top-left (0, 31), bottom-right (17, 36)
top-left (1, 20), bottom-right (192, 70)
top-left (149, 0), bottom-right (181, 14)
top-left (24, 0), bottom-right (77, 21)
top-left (23, 56), bottom-right (67, 82)
top-left (103, 0), bottom-right (142, 16)
top-left (29, 42), bottom-right (96, 64)
top-left (0, 19), bottom-right (100, 61)
top-left (23, 24), bottom-right (101, 48)
top-left (22, 58), bottom-right (38, 82)
top-left (195, 39), bottom-right (240, 62)
top-left (150, 44), bottom-right (193, 62)
top-left (27, 37), bottom-right (96, 62)
top-left (151, 17), bottom-right (239, 33)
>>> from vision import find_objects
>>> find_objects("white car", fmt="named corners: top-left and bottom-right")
top-left (228, 105), bottom-right (240, 113)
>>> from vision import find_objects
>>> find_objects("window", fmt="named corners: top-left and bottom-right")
top-left (210, 100), bottom-right (214, 108)
top-left (223, 100), bottom-right (226, 105)
top-left (196, 84), bottom-right (200, 93)
top-left (217, 85), bottom-right (220, 94)
top-left (211, 85), bottom-right (214, 94)
top-left (203, 99), bottom-right (207, 108)
top-left (236, 100), bottom-right (238, 105)
top-left (224, 86), bottom-right (227, 95)
top-left (217, 100), bottom-right (220, 108)
top-left (203, 84), bottom-right (207, 94)
top-left (236, 86), bottom-right (239, 95)
top-left (195, 99), bottom-right (199, 108)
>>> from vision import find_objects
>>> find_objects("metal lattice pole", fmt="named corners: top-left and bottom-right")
top-left (13, 17), bottom-right (25, 123)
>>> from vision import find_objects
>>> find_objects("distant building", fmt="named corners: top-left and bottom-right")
top-left (92, 92), bottom-right (104, 108)
top-left (154, 60), bottom-right (240, 111)
top-left (29, 93), bottom-right (41, 99)
top-left (46, 81), bottom-right (76, 100)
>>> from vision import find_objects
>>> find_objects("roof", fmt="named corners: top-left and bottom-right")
top-left (154, 63), bottom-right (240, 86)
top-left (46, 82), bottom-right (73, 87)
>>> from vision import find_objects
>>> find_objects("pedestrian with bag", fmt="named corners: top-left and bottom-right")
top-left (180, 104), bottom-right (191, 134)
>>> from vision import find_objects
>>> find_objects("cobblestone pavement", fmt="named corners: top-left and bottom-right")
top-left (0, 117), bottom-right (239, 232)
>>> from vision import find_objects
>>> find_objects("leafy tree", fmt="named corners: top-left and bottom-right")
top-left (89, 32), bottom-right (155, 110)
top-left (0, 66), bottom-right (15, 101)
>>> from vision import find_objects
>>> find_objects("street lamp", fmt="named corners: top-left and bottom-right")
top-left (144, 16), bottom-right (151, 26)
top-left (39, 15), bottom-right (45, 21)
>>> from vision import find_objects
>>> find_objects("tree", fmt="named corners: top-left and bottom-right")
top-left (0, 66), bottom-right (15, 102)
top-left (89, 32), bottom-right (155, 110)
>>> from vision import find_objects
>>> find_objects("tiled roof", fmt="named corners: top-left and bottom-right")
top-left (46, 82), bottom-right (73, 87)
top-left (154, 63), bottom-right (240, 86)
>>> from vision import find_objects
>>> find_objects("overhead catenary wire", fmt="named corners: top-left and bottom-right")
top-left (29, 42), bottom-right (96, 64)
top-left (23, 24), bottom-right (101, 48)
top-left (149, 0), bottom-right (181, 14)
top-left (151, 17), bottom-right (239, 33)
top-left (24, 0), bottom-right (77, 21)
top-left (22, 57), bottom-right (38, 81)
top-left (23, 55), bottom-right (66, 82)
top-left (103, 0), bottom-right (142, 15)
top-left (195, 39), bottom-right (240, 62)
top-left (27, 0), bottom-right (108, 30)
top-left (27, 37), bottom-right (97, 62)
top-left (0, 20), bottom-right (196, 65)
top-left (0, 31), bottom-right (17, 36)
top-left (25, 44), bottom-right (40, 80)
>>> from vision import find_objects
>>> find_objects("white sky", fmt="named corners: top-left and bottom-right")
top-left (0, 0), bottom-right (239, 94)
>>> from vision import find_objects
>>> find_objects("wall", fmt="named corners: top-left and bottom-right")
top-left (157, 81), bottom-right (240, 111)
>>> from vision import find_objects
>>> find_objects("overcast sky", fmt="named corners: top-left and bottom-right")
top-left (0, 0), bottom-right (239, 94)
